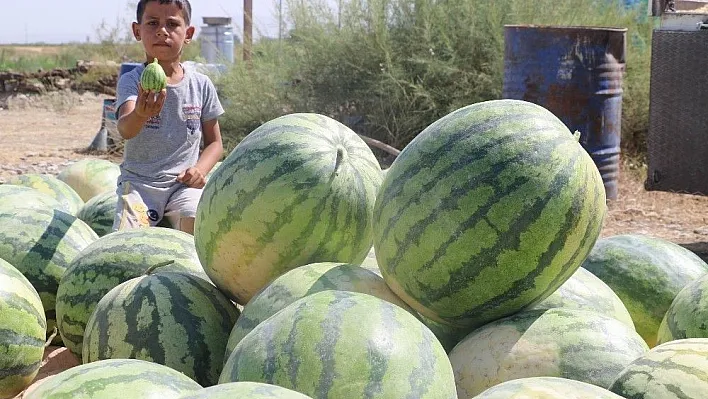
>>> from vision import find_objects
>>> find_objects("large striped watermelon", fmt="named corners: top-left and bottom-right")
top-left (609, 338), bottom-right (708, 398)
top-left (75, 190), bottom-right (118, 237)
top-left (528, 266), bottom-right (634, 328)
top-left (83, 270), bottom-right (239, 386)
top-left (373, 99), bottom-right (606, 330)
top-left (0, 185), bottom-right (65, 212)
top-left (225, 262), bottom-right (412, 358)
top-left (57, 158), bottom-right (120, 202)
top-left (657, 273), bottom-right (708, 344)
top-left (178, 382), bottom-right (312, 398)
top-left (474, 377), bottom-right (624, 399)
top-left (221, 290), bottom-right (456, 398)
top-left (5, 173), bottom-right (84, 215)
top-left (582, 234), bottom-right (708, 347)
top-left (448, 308), bottom-right (649, 398)
top-left (195, 113), bottom-right (383, 304)
top-left (0, 258), bottom-right (46, 399)
top-left (0, 206), bottom-right (97, 343)
top-left (56, 227), bottom-right (209, 358)
top-left (23, 358), bottom-right (202, 399)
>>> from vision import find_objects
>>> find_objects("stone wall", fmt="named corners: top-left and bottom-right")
top-left (0, 61), bottom-right (119, 97)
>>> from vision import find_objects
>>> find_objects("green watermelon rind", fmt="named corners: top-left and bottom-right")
top-left (657, 273), bottom-right (708, 344)
top-left (5, 174), bottom-right (84, 215)
top-left (56, 227), bottom-right (210, 358)
top-left (24, 358), bottom-right (202, 398)
top-left (224, 262), bottom-right (412, 361)
top-left (82, 271), bottom-right (239, 387)
top-left (220, 290), bottom-right (457, 398)
top-left (195, 113), bottom-right (383, 305)
top-left (582, 234), bottom-right (708, 347)
top-left (76, 190), bottom-right (118, 237)
top-left (373, 99), bottom-right (606, 330)
top-left (609, 338), bottom-right (708, 398)
top-left (0, 205), bottom-right (98, 343)
top-left (0, 258), bottom-right (46, 399)
top-left (448, 307), bottom-right (649, 398)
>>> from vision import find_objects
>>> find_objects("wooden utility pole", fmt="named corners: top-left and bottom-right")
top-left (243, 0), bottom-right (253, 63)
top-left (278, 0), bottom-right (283, 41)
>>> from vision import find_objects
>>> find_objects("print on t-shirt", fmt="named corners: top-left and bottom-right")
top-left (183, 105), bottom-right (202, 134)
top-left (145, 115), bottom-right (161, 130)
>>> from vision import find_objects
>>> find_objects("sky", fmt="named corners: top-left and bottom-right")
top-left (0, 0), bottom-right (320, 44)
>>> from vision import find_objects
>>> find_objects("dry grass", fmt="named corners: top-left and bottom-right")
top-left (0, 45), bottom-right (65, 56)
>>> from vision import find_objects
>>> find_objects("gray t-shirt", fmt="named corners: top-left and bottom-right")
top-left (115, 64), bottom-right (225, 184)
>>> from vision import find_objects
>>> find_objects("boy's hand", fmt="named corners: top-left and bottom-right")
top-left (177, 167), bottom-right (206, 189)
top-left (135, 83), bottom-right (166, 119)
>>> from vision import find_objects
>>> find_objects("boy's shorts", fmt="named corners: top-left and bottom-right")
top-left (112, 179), bottom-right (203, 231)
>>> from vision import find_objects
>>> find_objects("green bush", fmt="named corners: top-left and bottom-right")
top-left (217, 0), bottom-right (653, 160)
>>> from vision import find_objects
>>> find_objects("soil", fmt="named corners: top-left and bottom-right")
top-left (12, 346), bottom-right (81, 398)
top-left (0, 91), bottom-right (121, 180)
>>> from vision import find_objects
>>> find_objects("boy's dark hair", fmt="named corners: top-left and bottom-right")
top-left (137, 0), bottom-right (192, 25)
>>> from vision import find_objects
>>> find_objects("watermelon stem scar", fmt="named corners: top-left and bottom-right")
top-left (44, 327), bottom-right (58, 348)
top-left (334, 145), bottom-right (346, 175)
top-left (144, 260), bottom-right (176, 275)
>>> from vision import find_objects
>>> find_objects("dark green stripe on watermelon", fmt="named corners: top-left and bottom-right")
top-left (220, 290), bottom-right (456, 398)
top-left (608, 339), bottom-right (708, 398)
top-left (76, 190), bottom-right (118, 237)
top-left (0, 258), bottom-right (46, 398)
top-left (203, 139), bottom-right (370, 271)
top-left (56, 227), bottom-right (209, 358)
top-left (372, 99), bottom-right (605, 331)
top-left (0, 206), bottom-right (97, 344)
top-left (195, 113), bottom-right (382, 305)
top-left (23, 358), bottom-right (202, 398)
top-left (82, 271), bottom-right (239, 386)
top-left (582, 234), bottom-right (708, 347)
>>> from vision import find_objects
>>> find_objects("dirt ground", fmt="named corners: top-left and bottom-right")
top-left (1, 91), bottom-right (707, 248)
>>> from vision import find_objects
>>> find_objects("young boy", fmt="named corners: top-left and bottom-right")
top-left (113, 0), bottom-right (224, 235)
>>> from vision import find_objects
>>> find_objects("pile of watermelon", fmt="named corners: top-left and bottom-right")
top-left (2, 100), bottom-right (708, 399)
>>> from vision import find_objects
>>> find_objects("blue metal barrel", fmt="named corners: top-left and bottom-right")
top-left (119, 62), bottom-right (143, 77)
top-left (502, 25), bottom-right (627, 200)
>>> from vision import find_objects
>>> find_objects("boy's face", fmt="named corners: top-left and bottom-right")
top-left (132, 1), bottom-right (195, 62)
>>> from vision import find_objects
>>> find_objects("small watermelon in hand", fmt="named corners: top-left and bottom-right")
top-left (141, 58), bottom-right (167, 91)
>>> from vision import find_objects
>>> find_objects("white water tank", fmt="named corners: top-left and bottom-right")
top-left (200, 17), bottom-right (235, 64)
